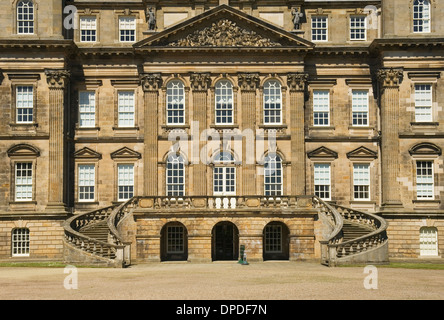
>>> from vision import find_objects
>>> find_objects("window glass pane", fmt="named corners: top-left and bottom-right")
top-left (416, 161), bottom-right (434, 199)
top-left (79, 91), bottom-right (96, 127)
top-left (80, 17), bottom-right (97, 42)
top-left (12, 228), bottom-right (30, 256)
top-left (415, 84), bottom-right (432, 122)
top-left (15, 162), bottom-right (33, 201)
top-left (167, 226), bottom-right (184, 253)
top-left (420, 227), bottom-right (438, 256)
top-left (264, 154), bottom-right (282, 196)
top-left (215, 80), bottom-right (234, 125)
top-left (312, 16), bottom-right (328, 41)
top-left (16, 86), bottom-right (33, 123)
top-left (17, 1), bottom-right (34, 34)
top-left (314, 164), bottom-right (330, 200)
top-left (119, 17), bottom-right (136, 42)
top-left (313, 90), bottom-right (329, 126)
top-left (350, 16), bottom-right (366, 40)
top-left (166, 154), bottom-right (185, 197)
top-left (118, 164), bottom-right (134, 201)
top-left (264, 225), bottom-right (282, 253)
top-left (166, 81), bottom-right (185, 125)
top-left (413, 0), bottom-right (431, 33)
top-left (118, 91), bottom-right (135, 127)
top-left (353, 164), bottom-right (370, 200)
top-left (352, 90), bottom-right (369, 126)
top-left (263, 80), bottom-right (282, 125)
top-left (78, 165), bottom-right (95, 201)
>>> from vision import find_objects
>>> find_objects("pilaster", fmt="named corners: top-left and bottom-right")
top-left (45, 69), bottom-right (70, 211)
top-left (288, 73), bottom-right (308, 196)
top-left (238, 73), bottom-right (259, 196)
top-left (190, 73), bottom-right (211, 196)
top-left (140, 73), bottom-right (162, 196)
top-left (377, 68), bottom-right (404, 208)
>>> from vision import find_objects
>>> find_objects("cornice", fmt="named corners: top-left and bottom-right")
top-left (0, 39), bottom-right (75, 50)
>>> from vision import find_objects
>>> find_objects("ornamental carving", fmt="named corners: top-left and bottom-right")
top-left (140, 73), bottom-right (162, 92)
top-left (168, 19), bottom-right (281, 47)
top-left (190, 73), bottom-right (211, 91)
top-left (238, 73), bottom-right (260, 91)
top-left (377, 68), bottom-right (404, 88)
top-left (287, 73), bottom-right (308, 92)
top-left (45, 70), bottom-right (71, 89)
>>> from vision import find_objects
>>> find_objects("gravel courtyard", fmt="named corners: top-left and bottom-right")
top-left (0, 261), bottom-right (443, 300)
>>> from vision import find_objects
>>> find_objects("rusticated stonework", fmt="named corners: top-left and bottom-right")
top-left (168, 19), bottom-right (281, 47)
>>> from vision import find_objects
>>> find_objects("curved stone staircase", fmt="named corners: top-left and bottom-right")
top-left (314, 197), bottom-right (389, 267)
top-left (63, 197), bottom-right (139, 267)
top-left (62, 196), bottom-right (388, 267)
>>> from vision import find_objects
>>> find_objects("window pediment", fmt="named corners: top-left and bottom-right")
top-left (409, 142), bottom-right (442, 156)
top-left (347, 146), bottom-right (378, 159)
top-left (307, 146), bottom-right (338, 159)
top-left (111, 147), bottom-right (142, 160)
top-left (74, 147), bottom-right (102, 160)
top-left (7, 144), bottom-right (40, 158)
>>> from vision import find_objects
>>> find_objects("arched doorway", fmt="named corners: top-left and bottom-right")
top-left (212, 221), bottom-right (239, 261)
top-left (263, 222), bottom-right (290, 261)
top-left (160, 222), bottom-right (188, 261)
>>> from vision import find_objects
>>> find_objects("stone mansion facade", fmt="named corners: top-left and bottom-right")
top-left (0, 0), bottom-right (443, 266)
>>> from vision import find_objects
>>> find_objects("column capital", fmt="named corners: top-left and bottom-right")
top-left (377, 68), bottom-right (404, 88)
top-left (190, 72), bottom-right (211, 91)
top-left (45, 69), bottom-right (71, 89)
top-left (287, 73), bottom-right (308, 92)
top-left (140, 73), bottom-right (162, 92)
top-left (238, 73), bottom-right (260, 92)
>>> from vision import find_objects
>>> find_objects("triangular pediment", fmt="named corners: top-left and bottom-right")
top-left (307, 146), bottom-right (338, 159)
top-left (135, 5), bottom-right (313, 50)
top-left (346, 146), bottom-right (378, 159)
top-left (74, 147), bottom-right (102, 160)
top-left (110, 147), bottom-right (142, 160)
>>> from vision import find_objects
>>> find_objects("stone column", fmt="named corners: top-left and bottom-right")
top-left (238, 73), bottom-right (259, 196)
top-left (140, 73), bottom-right (162, 196)
top-left (288, 73), bottom-right (308, 196)
top-left (377, 68), bottom-right (403, 208)
top-left (45, 69), bottom-right (70, 211)
top-left (190, 73), bottom-right (211, 196)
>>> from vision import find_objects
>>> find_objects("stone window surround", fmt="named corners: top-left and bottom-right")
top-left (74, 161), bottom-right (100, 206)
top-left (7, 144), bottom-right (40, 210)
top-left (346, 82), bottom-right (374, 130)
top-left (408, 73), bottom-right (440, 126)
top-left (308, 82), bottom-right (335, 130)
top-left (111, 80), bottom-right (140, 132)
top-left (259, 77), bottom-right (287, 128)
top-left (75, 80), bottom-right (102, 132)
top-left (160, 151), bottom-right (189, 197)
top-left (115, 10), bottom-right (140, 44)
top-left (13, 0), bottom-right (38, 37)
top-left (306, 9), bottom-right (332, 43)
top-left (76, 12), bottom-right (101, 44)
top-left (8, 74), bottom-right (40, 129)
top-left (162, 77), bottom-right (190, 130)
top-left (411, 154), bottom-right (440, 204)
top-left (410, 0), bottom-right (435, 34)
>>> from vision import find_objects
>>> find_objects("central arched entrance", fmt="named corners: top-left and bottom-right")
top-left (212, 221), bottom-right (239, 261)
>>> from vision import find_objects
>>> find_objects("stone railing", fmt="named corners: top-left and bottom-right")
top-left (63, 198), bottom-right (139, 268)
top-left (323, 204), bottom-right (388, 267)
top-left (137, 195), bottom-right (315, 211)
top-left (313, 197), bottom-right (344, 265)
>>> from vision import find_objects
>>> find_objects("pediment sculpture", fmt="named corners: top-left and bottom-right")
top-left (168, 19), bottom-right (282, 47)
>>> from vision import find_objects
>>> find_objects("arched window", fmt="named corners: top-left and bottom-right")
top-left (17, 1), bottom-right (34, 34)
top-left (166, 154), bottom-right (185, 197)
top-left (264, 154), bottom-right (283, 196)
top-left (12, 228), bottom-right (30, 257)
top-left (420, 227), bottom-right (438, 256)
top-left (263, 80), bottom-right (282, 125)
top-left (215, 80), bottom-right (234, 125)
top-left (213, 151), bottom-right (236, 196)
top-left (166, 80), bottom-right (185, 125)
top-left (413, 0), bottom-right (431, 33)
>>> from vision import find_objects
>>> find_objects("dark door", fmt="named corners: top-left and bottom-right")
top-left (213, 222), bottom-right (238, 261)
